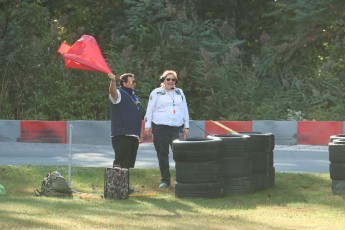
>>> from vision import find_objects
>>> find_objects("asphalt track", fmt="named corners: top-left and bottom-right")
top-left (0, 142), bottom-right (329, 173)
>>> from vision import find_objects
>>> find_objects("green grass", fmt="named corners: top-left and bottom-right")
top-left (1, 165), bottom-right (345, 229)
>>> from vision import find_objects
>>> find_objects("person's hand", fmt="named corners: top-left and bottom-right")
top-left (139, 129), bottom-right (145, 143)
top-left (108, 73), bottom-right (117, 81)
top-left (184, 128), bottom-right (189, 138)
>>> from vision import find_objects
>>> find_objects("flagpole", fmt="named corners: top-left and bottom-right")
top-left (68, 124), bottom-right (73, 187)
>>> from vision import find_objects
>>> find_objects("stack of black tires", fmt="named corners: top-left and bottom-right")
top-left (173, 132), bottom-right (275, 198)
top-left (173, 137), bottom-right (225, 198)
top-left (211, 134), bottom-right (253, 195)
top-left (328, 135), bottom-right (345, 195)
top-left (241, 132), bottom-right (275, 191)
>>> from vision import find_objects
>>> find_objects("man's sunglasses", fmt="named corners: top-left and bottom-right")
top-left (128, 80), bottom-right (136, 85)
top-left (165, 78), bottom-right (176, 82)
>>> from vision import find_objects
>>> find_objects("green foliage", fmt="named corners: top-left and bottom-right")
top-left (1, 0), bottom-right (345, 121)
top-left (287, 109), bottom-right (305, 121)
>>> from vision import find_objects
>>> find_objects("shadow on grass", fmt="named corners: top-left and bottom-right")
top-left (1, 166), bottom-right (344, 214)
top-left (129, 170), bottom-right (345, 212)
top-left (0, 196), bottom-right (297, 230)
top-left (172, 172), bottom-right (345, 211)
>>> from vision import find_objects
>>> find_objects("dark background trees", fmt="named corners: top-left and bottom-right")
top-left (1, 0), bottom-right (344, 121)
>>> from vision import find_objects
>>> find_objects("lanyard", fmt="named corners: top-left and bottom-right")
top-left (119, 88), bottom-right (141, 110)
top-left (165, 89), bottom-right (176, 114)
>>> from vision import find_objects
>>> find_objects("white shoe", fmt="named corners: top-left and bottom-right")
top-left (159, 182), bottom-right (169, 189)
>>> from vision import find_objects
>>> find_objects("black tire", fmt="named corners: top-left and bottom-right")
top-left (239, 132), bottom-right (275, 152)
top-left (173, 137), bottom-right (222, 162)
top-left (173, 137), bottom-right (222, 152)
top-left (329, 163), bottom-right (345, 180)
top-left (251, 151), bottom-right (270, 173)
top-left (328, 142), bottom-right (345, 163)
top-left (330, 134), bottom-right (345, 142)
top-left (332, 139), bottom-right (345, 145)
top-left (176, 170), bottom-right (223, 183)
top-left (269, 151), bottom-right (274, 167)
top-left (175, 160), bottom-right (222, 171)
top-left (223, 155), bottom-right (252, 177)
top-left (175, 161), bottom-right (223, 183)
top-left (210, 134), bottom-right (251, 157)
top-left (252, 172), bottom-right (270, 191)
top-left (268, 166), bottom-right (275, 188)
top-left (224, 176), bottom-right (253, 195)
top-left (332, 180), bottom-right (345, 195)
top-left (175, 182), bottom-right (225, 198)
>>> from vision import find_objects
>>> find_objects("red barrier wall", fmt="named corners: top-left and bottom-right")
top-left (140, 120), bottom-right (153, 143)
top-left (297, 121), bottom-right (343, 145)
top-left (20, 120), bottom-right (67, 143)
top-left (205, 121), bottom-right (252, 135)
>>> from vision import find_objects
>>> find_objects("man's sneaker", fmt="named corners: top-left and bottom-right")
top-left (159, 182), bottom-right (169, 189)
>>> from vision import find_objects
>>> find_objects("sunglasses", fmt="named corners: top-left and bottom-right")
top-left (165, 78), bottom-right (176, 82)
top-left (128, 80), bottom-right (136, 85)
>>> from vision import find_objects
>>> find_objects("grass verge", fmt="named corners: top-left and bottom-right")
top-left (0, 165), bottom-right (344, 229)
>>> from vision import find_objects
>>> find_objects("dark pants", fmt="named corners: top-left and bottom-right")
top-left (152, 123), bottom-right (183, 185)
top-left (112, 136), bottom-right (139, 169)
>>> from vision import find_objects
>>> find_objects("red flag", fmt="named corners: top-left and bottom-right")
top-left (57, 35), bottom-right (112, 74)
top-left (57, 42), bottom-right (70, 55)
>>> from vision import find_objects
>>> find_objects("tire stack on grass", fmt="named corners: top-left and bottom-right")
top-left (328, 135), bottom-right (345, 195)
top-left (211, 134), bottom-right (253, 195)
top-left (240, 132), bottom-right (275, 191)
top-left (173, 137), bottom-right (224, 198)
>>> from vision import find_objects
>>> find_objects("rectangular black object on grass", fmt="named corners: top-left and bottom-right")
top-left (104, 167), bottom-right (129, 200)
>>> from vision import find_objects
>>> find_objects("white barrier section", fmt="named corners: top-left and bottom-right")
top-left (65, 120), bottom-right (206, 144)
top-left (0, 120), bottom-right (20, 142)
top-left (252, 120), bottom-right (297, 145)
top-left (66, 120), bottom-right (111, 145)
top-left (189, 120), bottom-right (206, 138)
